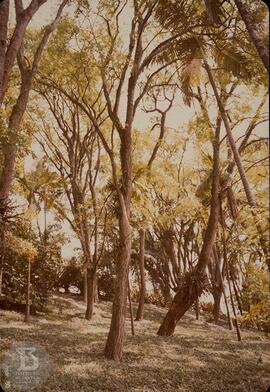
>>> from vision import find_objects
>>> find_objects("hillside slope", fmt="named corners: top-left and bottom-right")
top-left (0, 295), bottom-right (269, 392)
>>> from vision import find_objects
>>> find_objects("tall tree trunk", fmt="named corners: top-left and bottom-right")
top-left (234, 0), bottom-right (269, 73)
top-left (157, 118), bottom-right (221, 337)
top-left (135, 228), bottom-right (146, 321)
top-left (104, 117), bottom-right (132, 360)
top-left (24, 258), bottom-right (31, 323)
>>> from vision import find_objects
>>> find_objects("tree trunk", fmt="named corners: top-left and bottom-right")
top-left (104, 191), bottom-right (132, 361)
top-left (135, 228), bottom-right (146, 321)
top-left (0, 0), bottom-right (49, 105)
top-left (232, 275), bottom-right (243, 315)
top-left (157, 117), bottom-right (221, 336)
top-left (220, 198), bottom-right (242, 341)
top-left (85, 268), bottom-right (96, 320)
top-left (234, 0), bottom-right (269, 73)
top-left (213, 246), bottom-right (233, 330)
top-left (84, 270), bottom-right (87, 302)
top-left (0, 0), bottom-right (9, 103)
top-left (24, 259), bottom-right (31, 323)
top-left (213, 290), bottom-right (222, 323)
top-left (0, 220), bottom-right (5, 296)
top-left (195, 298), bottom-right (200, 320)
top-left (128, 278), bottom-right (135, 336)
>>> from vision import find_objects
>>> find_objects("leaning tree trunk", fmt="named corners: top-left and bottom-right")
top-left (234, 0), bottom-right (269, 73)
top-left (135, 228), bottom-right (146, 321)
top-left (157, 117), bottom-right (221, 336)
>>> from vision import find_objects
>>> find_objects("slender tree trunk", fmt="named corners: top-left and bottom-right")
top-left (135, 228), bottom-right (146, 321)
top-left (84, 270), bottom-right (87, 302)
top-left (195, 298), bottom-right (200, 320)
top-left (214, 247), bottom-right (233, 330)
top-left (220, 198), bottom-right (242, 341)
top-left (157, 118), bottom-right (221, 336)
top-left (227, 268), bottom-right (242, 341)
top-left (24, 259), bottom-right (31, 323)
top-left (128, 278), bottom-right (135, 336)
top-left (232, 275), bottom-right (243, 315)
top-left (234, 0), bottom-right (269, 73)
top-left (223, 291), bottom-right (234, 330)
top-left (0, 220), bottom-right (5, 296)
top-left (0, 0), bottom-right (9, 103)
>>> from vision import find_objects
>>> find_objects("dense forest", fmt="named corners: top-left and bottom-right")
top-left (0, 0), bottom-right (269, 391)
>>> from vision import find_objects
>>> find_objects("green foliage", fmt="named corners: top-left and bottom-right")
top-left (131, 289), bottom-right (167, 307)
top-left (2, 221), bottom-right (64, 311)
top-left (58, 257), bottom-right (84, 294)
top-left (240, 262), bottom-right (270, 332)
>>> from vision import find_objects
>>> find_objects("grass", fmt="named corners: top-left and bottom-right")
top-left (0, 294), bottom-right (269, 392)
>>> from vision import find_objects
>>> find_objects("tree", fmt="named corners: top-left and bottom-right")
top-left (0, 0), bottom-right (68, 295)
top-left (157, 108), bottom-right (221, 336)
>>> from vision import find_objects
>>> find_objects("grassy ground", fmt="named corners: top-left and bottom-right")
top-left (0, 295), bottom-right (269, 392)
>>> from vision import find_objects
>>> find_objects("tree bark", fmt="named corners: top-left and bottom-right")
top-left (219, 198), bottom-right (242, 341)
top-left (0, 216), bottom-right (5, 296)
top-left (0, 0), bottom-right (9, 103)
top-left (157, 117), bottom-right (221, 336)
top-left (135, 228), bottom-right (146, 321)
top-left (128, 278), bottom-right (135, 336)
top-left (85, 268), bottom-right (96, 320)
top-left (213, 290), bottom-right (222, 323)
top-left (234, 0), bottom-right (269, 73)
top-left (104, 193), bottom-right (132, 360)
top-left (83, 270), bottom-right (88, 302)
top-left (195, 298), bottom-right (200, 320)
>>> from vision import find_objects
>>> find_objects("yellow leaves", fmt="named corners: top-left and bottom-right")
top-left (23, 205), bottom-right (39, 221)
top-left (175, 196), bottom-right (201, 219)
top-left (183, 58), bottom-right (202, 87)
top-left (5, 231), bottom-right (38, 261)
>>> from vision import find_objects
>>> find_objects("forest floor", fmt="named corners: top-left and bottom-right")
top-left (0, 294), bottom-right (269, 392)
